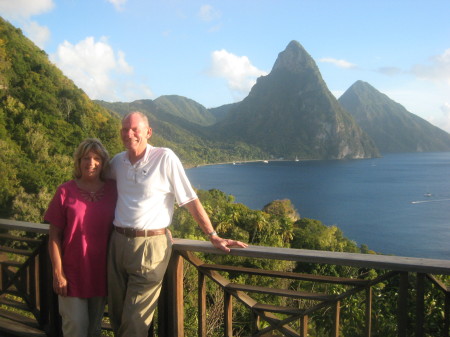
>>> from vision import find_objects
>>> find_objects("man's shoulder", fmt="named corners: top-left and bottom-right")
top-left (150, 146), bottom-right (177, 159)
top-left (111, 151), bottom-right (127, 164)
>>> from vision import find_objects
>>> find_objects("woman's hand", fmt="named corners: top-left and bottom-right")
top-left (53, 272), bottom-right (68, 296)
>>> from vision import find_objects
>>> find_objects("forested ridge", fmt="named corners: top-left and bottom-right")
top-left (0, 17), bottom-right (264, 220)
top-left (0, 17), bottom-right (123, 219)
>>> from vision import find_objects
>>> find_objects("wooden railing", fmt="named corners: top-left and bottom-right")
top-left (159, 240), bottom-right (450, 337)
top-left (0, 219), bottom-right (449, 337)
top-left (0, 219), bottom-right (55, 337)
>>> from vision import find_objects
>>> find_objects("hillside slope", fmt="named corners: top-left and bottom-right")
top-left (339, 81), bottom-right (450, 153)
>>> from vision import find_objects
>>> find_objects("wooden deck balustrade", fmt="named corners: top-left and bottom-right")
top-left (0, 218), bottom-right (449, 337)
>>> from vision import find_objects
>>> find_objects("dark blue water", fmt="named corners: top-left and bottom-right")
top-left (186, 152), bottom-right (450, 260)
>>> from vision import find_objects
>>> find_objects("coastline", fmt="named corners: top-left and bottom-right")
top-left (185, 158), bottom-right (304, 169)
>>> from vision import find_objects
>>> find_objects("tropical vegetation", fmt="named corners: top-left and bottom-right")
top-left (0, 16), bottom-right (448, 337)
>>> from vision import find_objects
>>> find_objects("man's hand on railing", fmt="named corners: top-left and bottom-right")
top-left (209, 235), bottom-right (248, 253)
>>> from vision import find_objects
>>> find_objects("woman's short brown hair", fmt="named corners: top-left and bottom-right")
top-left (73, 138), bottom-right (110, 180)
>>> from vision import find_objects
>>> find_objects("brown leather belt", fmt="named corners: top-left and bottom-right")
top-left (114, 226), bottom-right (166, 238)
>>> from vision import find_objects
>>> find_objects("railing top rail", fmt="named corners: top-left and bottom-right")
top-left (0, 219), bottom-right (49, 234)
top-left (1, 219), bottom-right (449, 275)
top-left (173, 238), bottom-right (450, 275)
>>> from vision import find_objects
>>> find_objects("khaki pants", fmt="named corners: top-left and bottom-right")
top-left (107, 230), bottom-right (172, 337)
top-left (58, 296), bottom-right (106, 337)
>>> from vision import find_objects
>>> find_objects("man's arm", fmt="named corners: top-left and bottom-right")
top-left (183, 198), bottom-right (248, 252)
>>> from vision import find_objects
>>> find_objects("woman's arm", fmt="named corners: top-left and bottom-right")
top-left (48, 224), bottom-right (68, 296)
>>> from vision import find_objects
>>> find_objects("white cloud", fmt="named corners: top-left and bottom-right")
top-left (209, 49), bottom-right (267, 101)
top-left (198, 4), bottom-right (221, 22)
top-left (433, 102), bottom-right (450, 133)
top-left (106, 0), bottom-right (127, 11)
top-left (319, 57), bottom-right (357, 69)
top-left (0, 0), bottom-right (54, 19)
top-left (442, 102), bottom-right (450, 114)
top-left (51, 36), bottom-right (152, 102)
top-left (23, 21), bottom-right (50, 49)
top-left (412, 48), bottom-right (450, 85)
top-left (0, 0), bottom-right (54, 47)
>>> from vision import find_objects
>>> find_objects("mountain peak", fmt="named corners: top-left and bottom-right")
top-left (346, 80), bottom-right (380, 96)
top-left (339, 81), bottom-right (450, 153)
top-left (272, 40), bottom-right (317, 73)
top-left (215, 41), bottom-right (379, 159)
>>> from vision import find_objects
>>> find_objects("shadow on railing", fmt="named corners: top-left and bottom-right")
top-left (0, 219), bottom-right (449, 337)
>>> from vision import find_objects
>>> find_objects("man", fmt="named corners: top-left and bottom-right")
top-left (108, 111), bottom-right (247, 336)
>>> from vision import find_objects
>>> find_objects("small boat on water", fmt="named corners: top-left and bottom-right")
top-left (263, 160), bottom-right (269, 163)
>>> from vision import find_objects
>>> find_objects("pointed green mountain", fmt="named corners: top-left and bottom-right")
top-left (339, 81), bottom-right (450, 153)
top-left (211, 41), bottom-right (380, 160)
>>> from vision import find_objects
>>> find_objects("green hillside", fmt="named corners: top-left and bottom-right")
top-left (154, 95), bottom-right (217, 126)
top-left (0, 17), bottom-right (265, 219)
top-left (0, 17), bottom-right (122, 218)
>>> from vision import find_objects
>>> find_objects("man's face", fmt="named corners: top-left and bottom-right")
top-left (120, 114), bottom-right (152, 154)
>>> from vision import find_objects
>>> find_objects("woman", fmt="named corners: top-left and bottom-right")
top-left (45, 138), bottom-right (117, 337)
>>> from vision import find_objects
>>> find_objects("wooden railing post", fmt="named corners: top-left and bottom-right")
top-left (39, 235), bottom-right (61, 337)
top-left (163, 251), bottom-right (184, 337)
top-left (300, 315), bottom-right (308, 337)
top-left (198, 271), bottom-right (207, 337)
top-left (445, 291), bottom-right (450, 337)
top-left (416, 273), bottom-right (425, 337)
top-left (398, 272), bottom-right (408, 337)
top-left (251, 311), bottom-right (260, 335)
top-left (365, 286), bottom-right (372, 337)
top-left (332, 300), bottom-right (340, 337)
top-left (224, 291), bottom-right (233, 337)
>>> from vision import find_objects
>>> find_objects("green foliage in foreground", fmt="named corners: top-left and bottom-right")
top-left (170, 189), bottom-right (449, 337)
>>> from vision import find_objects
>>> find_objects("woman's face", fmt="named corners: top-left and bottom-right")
top-left (80, 150), bottom-right (103, 180)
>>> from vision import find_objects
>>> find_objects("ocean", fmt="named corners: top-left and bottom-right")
top-left (186, 152), bottom-right (450, 260)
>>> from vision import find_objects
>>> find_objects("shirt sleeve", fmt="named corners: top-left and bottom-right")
top-left (166, 150), bottom-right (198, 206)
top-left (43, 185), bottom-right (67, 229)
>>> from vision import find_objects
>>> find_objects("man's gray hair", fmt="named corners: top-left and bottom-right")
top-left (122, 111), bottom-right (150, 127)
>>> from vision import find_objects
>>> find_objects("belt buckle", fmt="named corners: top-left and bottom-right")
top-left (123, 227), bottom-right (134, 238)
top-left (131, 228), bottom-right (139, 238)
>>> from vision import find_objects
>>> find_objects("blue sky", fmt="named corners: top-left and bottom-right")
top-left (1, 0), bottom-right (450, 131)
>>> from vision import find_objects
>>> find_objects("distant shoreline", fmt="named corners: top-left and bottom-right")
top-left (185, 155), bottom-right (381, 169)
top-left (186, 158), bottom-right (303, 169)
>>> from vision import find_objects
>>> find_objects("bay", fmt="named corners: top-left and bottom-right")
top-left (186, 152), bottom-right (450, 260)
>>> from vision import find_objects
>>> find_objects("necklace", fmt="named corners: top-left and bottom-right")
top-left (75, 179), bottom-right (105, 202)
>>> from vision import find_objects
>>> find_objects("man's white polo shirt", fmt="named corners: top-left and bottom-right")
top-left (110, 145), bottom-right (198, 230)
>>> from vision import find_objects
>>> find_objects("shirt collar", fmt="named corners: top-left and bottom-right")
top-left (123, 144), bottom-right (153, 167)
